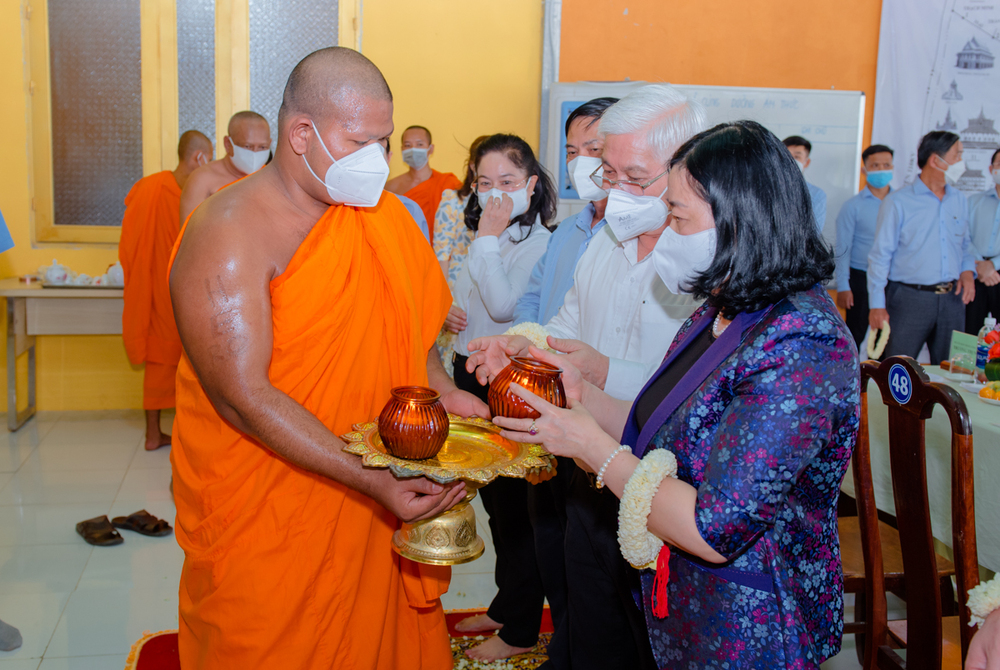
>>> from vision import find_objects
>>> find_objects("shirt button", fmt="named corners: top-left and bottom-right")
top-left (616, 327), bottom-right (621, 333)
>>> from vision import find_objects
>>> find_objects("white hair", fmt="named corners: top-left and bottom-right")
top-left (599, 84), bottom-right (708, 164)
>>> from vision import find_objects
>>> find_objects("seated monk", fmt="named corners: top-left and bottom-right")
top-left (168, 47), bottom-right (488, 669)
top-left (178, 111), bottom-right (271, 223)
top-left (119, 129), bottom-right (212, 451)
top-left (385, 125), bottom-right (461, 238)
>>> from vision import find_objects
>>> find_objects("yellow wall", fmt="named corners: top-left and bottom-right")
top-left (0, 0), bottom-right (142, 411)
top-left (0, 0), bottom-right (543, 411)
top-left (366, 0), bottom-right (544, 182)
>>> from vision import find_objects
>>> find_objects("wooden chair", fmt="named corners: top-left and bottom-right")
top-left (839, 359), bottom-right (958, 668)
top-left (843, 356), bottom-right (978, 670)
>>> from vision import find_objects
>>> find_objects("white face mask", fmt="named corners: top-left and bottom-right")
top-left (401, 147), bottom-right (429, 170)
top-left (992, 168), bottom-right (1000, 186)
top-left (230, 143), bottom-right (269, 175)
top-left (935, 154), bottom-right (966, 184)
top-left (302, 122), bottom-right (390, 207)
top-left (567, 155), bottom-right (608, 201)
top-left (477, 186), bottom-right (530, 221)
top-left (604, 183), bottom-right (669, 242)
top-left (795, 159), bottom-right (807, 174)
top-left (652, 224), bottom-right (718, 295)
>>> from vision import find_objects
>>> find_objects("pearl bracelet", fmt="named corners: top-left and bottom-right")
top-left (617, 449), bottom-right (678, 569)
top-left (596, 445), bottom-right (632, 489)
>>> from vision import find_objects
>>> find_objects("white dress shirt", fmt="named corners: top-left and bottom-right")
top-left (455, 220), bottom-right (551, 355)
top-left (546, 226), bottom-right (701, 400)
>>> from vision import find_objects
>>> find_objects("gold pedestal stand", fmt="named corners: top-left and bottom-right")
top-left (342, 415), bottom-right (549, 565)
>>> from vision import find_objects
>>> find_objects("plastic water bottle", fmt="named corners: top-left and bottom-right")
top-left (977, 313), bottom-right (998, 382)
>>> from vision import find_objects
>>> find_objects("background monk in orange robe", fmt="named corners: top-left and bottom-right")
top-left (178, 111), bottom-right (271, 223)
top-left (168, 47), bottom-right (488, 669)
top-left (120, 129), bottom-right (212, 451)
top-left (385, 125), bottom-right (461, 238)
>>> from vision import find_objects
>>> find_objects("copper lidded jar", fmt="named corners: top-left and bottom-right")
top-left (488, 357), bottom-right (567, 419)
top-left (378, 386), bottom-right (449, 460)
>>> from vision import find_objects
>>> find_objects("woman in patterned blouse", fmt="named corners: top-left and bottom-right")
top-left (493, 121), bottom-right (860, 669)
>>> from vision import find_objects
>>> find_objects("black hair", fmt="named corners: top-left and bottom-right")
top-left (917, 131), bottom-right (960, 169)
top-left (463, 134), bottom-right (557, 239)
top-left (564, 97), bottom-right (620, 136)
top-left (671, 121), bottom-right (834, 318)
top-left (458, 136), bottom-right (488, 199)
top-left (782, 135), bottom-right (812, 154)
top-left (991, 148), bottom-right (1000, 166)
top-left (862, 144), bottom-right (894, 162)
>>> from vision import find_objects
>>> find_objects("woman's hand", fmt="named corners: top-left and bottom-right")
top-left (444, 305), bottom-right (467, 333)
top-left (525, 345), bottom-right (585, 402)
top-left (967, 608), bottom-right (1000, 670)
top-left (465, 334), bottom-right (532, 385)
top-left (477, 193), bottom-right (514, 238)
top-left (492, 381), bottom-right (615, 468)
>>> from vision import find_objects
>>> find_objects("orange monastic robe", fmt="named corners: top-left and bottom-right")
top-left (118, 170), bottom-right (183, 409)
top-left (170, 192), bottom-right (453, 669)
top-left (405, 169), bottom-right (462, 240)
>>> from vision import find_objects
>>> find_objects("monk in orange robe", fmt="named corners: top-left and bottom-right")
top-left (168, 47), bottom-right (488, 669)
top-left (385, 126), bottom-right (461, 238)
top-left (120, 130), bottom-right (212, 451)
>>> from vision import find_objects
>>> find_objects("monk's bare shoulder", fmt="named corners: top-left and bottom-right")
top-left (174, 175), bottom-right (305, 287)
top-left (384, 174), bottom-right (411, 194)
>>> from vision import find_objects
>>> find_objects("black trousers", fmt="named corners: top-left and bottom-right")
top-left (845, 268), bottom-right (870, 349)
top-left (564, 468), bottom-right (657, 670)
top-left (527, 456), bottom-right (576, 670)
top-left (884, 281), bottom-right (965, 364)
top-left (453, 353), bottom-right (545, 648)
top-left (966, 281), bottom-right (1000, 335)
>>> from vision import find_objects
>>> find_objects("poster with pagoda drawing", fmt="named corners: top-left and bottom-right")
top-left (873, 0), bottom-right (1000, 195)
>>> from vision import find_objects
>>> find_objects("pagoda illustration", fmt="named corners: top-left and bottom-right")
top-left (956, 37), bottom-right (994, 69)
top-left (960, 108), bottom-right (1000, 151)
top-left (941, 80), bottom-right (963, 103)
top-left (936, 108), bottom-right (958, 131)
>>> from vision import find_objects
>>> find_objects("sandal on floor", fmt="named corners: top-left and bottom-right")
top-left (76, 515), bottom-right (124, 546)
top-left (111, 510), bottom-right (172, 537)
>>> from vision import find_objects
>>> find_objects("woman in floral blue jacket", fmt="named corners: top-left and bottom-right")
top-left (494, 121), bottom-right (860, 669)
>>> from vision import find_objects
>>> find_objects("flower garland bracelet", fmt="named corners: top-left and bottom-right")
top-left (617, 449), bottom-right (678, 569)
top-left (969, 575), bottom-right (1000, 626)
top-left (503, 322), bottom-right (555, 352)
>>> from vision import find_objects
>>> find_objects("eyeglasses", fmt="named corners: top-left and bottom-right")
top-left (474, 176), bottom-right (529, 193)
top-left (590, 166), bottom-right (668, 195)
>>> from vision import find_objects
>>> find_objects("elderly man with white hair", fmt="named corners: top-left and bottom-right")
top-left (465, 83), bottom-right (707, 670)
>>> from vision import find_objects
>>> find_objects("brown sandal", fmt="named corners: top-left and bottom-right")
top-left (111, 510), bottom-right (172, 537)
top-left (76, 516), bottom-right (124, 546)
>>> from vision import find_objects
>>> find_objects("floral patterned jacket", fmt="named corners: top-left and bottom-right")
top-left (620, 285), bottom-right (860, 669)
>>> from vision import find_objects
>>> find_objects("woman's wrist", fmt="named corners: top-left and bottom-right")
top-left (582, 432), bottom-right (623, 473)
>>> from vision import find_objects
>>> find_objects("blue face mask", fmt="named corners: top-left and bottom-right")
top-left (866, 170), bottom-right (893, 189)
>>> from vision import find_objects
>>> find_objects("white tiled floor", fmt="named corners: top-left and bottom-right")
top-left (0, 411), bottom-right (864, 668)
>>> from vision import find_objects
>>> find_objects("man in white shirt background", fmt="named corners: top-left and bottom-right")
top-left (966, 148), bottom-right (1000, 333)
top-left (465, 83), bottom-right (706, 670)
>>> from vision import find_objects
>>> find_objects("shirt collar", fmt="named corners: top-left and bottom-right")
top-left (572, 202), bottom-right (599, 233)
top-left (862, 185), bottom-right (890, 200)
top-left (986, 187), bottom-right (1000, 200)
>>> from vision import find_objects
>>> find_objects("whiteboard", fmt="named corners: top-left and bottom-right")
top-left (544, 81), bottom-right (866, 246)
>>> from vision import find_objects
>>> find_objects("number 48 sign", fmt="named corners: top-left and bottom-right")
top-left (888, 364), bottom-right (912, 405)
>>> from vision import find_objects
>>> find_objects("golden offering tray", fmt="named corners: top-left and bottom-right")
top-left (342, 414), bottom-right (550, 565)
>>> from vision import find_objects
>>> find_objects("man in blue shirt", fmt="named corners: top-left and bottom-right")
top-left (868, 131), bottom-right (977, 363)
top-left (835, 144), bottom-right (894, 347)
top-left (784, 135), bottom-right (827, 233)
top-left (385, 138), bottom-right (431, 242)
top-left (966, 148), bottom-right (1000, 333)
top-left (457, 97), bottom-right (618, 669)
top-left (513, 97), bottom-right (619, 326)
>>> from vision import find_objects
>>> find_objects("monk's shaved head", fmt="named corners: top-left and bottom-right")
top-left (229, 111), bottom-right (269, 138)
top-left (278, 47), bottom-right (392, 128)
top-left (403, 125), bottom-right (432, 145)
top-left (178, 130), bottom-right (212, 160)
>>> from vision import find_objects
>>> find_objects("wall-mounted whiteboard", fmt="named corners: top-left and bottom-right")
top-left (544, 81), bottom-right (866, 246)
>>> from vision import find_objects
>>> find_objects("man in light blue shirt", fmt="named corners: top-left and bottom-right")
top-left (784, 135), bottom-right (827, 233)
top-left (835, 144), bottom-right (894, 347)
top-left (965, 148), bottom-right (1000, 333)
top-left (513, 97), bottom-right (619, 327)
top-left (867, 131), bottom-right (977, 363)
